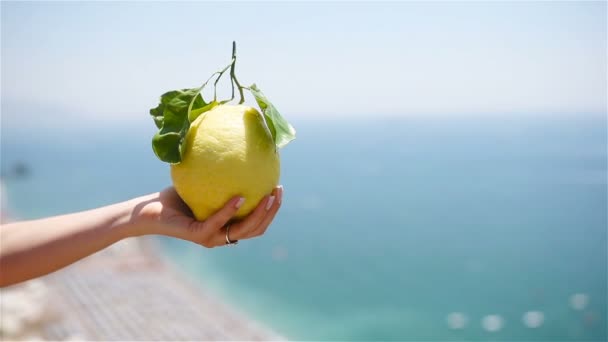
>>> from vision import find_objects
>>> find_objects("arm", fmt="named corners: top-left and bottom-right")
top-left (0, 186), bottom-right (282, 287)
top-left (0, 198), bottom-right (139, 287)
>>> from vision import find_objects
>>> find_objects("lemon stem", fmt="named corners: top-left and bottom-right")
top-left (230, 41), bottom-right (246, 104)
top-left (213, 61), bottom-right (233, 102)
top-left (207, 41), bottom-right (246, 104)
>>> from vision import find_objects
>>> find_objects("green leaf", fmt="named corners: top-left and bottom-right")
top-left (152, 131), bottom-right (181, 164)
top-left (249, 84), bottom-right (296, 148)
top-left (149, 103), bottom-right (165, 129)
top-left (149, 88), bottom-right (208, 163)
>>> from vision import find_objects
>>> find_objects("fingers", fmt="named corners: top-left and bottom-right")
top-left (223, 193), bottom-right (275, 241)
top-left (248, 185), bottom-right (283, 237)
top-left (223, 185), bottom-right (283, 242)
top-left (197, 186), bottom-right (283, 248)
top-left (201, 196), bottom-right (245, 232)
top-left (193, 196), bottom-right (244, 247)
top-left (204, 186), bottom-right (282, 247)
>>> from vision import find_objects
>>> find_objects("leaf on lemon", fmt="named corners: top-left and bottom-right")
top-left (249, 84), bottom-right (296, 148)
top-left (149, 88), bottom-right (212, 163)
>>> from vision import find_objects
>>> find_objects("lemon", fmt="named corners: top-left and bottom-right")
top-left (171, 104), bottom-right (280, 221)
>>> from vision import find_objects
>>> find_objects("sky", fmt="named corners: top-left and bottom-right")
top-left (1, 1), bottom-right (606, 129)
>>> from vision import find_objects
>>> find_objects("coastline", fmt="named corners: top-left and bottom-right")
top-left (0, 236), bottom-right (284, 341)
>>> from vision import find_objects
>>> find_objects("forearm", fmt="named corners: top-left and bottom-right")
top-left (0, 197), bottom-right (149, 287)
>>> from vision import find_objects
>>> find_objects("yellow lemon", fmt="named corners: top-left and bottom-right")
top-left (171, 104), bottom-right (280, 221)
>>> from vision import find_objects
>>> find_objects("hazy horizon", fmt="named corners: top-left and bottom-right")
top-left (1, 1), bottom-right (606, 133)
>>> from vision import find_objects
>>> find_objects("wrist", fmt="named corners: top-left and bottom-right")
top-left (104, 196), bottom-right (146, 240)
top-left (115, 192), bottom-right (163, 238)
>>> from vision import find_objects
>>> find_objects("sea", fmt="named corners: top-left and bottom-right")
top-left (1, 114), bottom-right (606, 341)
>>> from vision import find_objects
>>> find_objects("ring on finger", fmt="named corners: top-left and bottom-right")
top-left (225, 224), bottom-right (238, 246)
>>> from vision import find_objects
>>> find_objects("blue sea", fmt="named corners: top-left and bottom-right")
top-left (2, 115), bottom-right (606, 341)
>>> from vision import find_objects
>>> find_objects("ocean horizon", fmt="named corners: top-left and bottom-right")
top-left (2, 114), bottom-right (606, 341)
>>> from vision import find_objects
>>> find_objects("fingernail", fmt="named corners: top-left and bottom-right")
top-left (235, 197), bottom-right (245, 209)
top-left (265, 196), bottom-right (275, 210)
top-left (278, 185), bottom-right (284, 204)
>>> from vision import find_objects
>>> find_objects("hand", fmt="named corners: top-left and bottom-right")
top-left (132, 186), bottom-right (283, 247)
top-left (0, 187), bottom-right (284, 286)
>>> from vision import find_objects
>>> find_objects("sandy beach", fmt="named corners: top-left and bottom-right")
top-left (0, 237), bottom-right (283, 341)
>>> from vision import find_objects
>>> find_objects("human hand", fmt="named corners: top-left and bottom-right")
top-left (131, 186), bottom-right (283, 247)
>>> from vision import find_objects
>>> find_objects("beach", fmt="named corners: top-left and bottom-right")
top-left (0, 237), bottom-right (283, 341)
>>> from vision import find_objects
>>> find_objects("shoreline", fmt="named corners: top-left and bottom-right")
top-left (146, 237), bottom-right (286, 340)
top-left (0, 236), bottom-right (284, 341)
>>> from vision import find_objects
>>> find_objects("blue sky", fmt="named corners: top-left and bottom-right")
top-left (1, 1), bottom-right (606, 127)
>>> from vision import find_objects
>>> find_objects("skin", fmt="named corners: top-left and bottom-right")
top-left (0, 185), bottom-right (283, 288)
